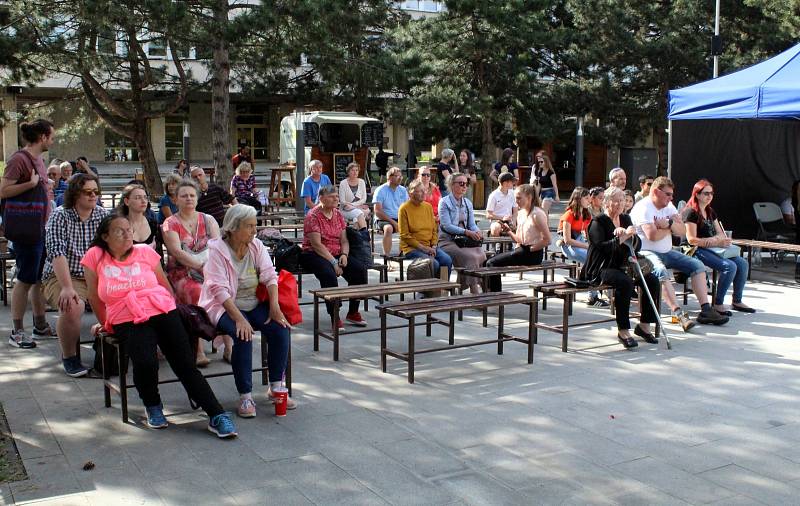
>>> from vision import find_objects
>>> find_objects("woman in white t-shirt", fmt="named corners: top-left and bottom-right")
top-left (338, 162), bottom-right (370, 230)
top-left (486, 172), bottom-right (518, 237)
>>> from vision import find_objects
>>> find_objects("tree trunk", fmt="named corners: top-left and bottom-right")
top-left (134, 119), bottom-right (163, 196)
top-left (480, 115), bottom-right (495, 208)
top-left (211, 0), bottom-right (232, 188)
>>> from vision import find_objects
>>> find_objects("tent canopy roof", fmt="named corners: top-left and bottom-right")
top-left (668, 43), bottom-right (800, 120)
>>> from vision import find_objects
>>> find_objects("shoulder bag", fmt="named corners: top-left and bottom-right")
top-left (2, 157), bottom-right (48, 245)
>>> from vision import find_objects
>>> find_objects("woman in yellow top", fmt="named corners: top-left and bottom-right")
top-left (398, 179), bottom-right (453, 275)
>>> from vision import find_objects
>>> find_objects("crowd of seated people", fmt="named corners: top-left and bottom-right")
top-left (6, 129), bottom-right (770, 432)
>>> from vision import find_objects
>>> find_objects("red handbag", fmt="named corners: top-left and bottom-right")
top-left (256, 269), bottom-right (303, 325)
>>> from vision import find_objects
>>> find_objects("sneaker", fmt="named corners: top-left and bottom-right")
top-left (674, 311), bottom-right (696, 332)
top-left (332, 318), bottom-right (345, 331)
top-left (586, 296), bottom-right (610, 308)
top-left (145, 404), bottom-right (168, 429)
top-left (208, 412), bottom-right (238, 438)
top-left (237, 398), bottom-right (257, 418)
top-left (32, 323), bottom-right (57, 339)
top-left (268, 390), bottom-right (297, 410)
top-left (345, 312), bottom-right (368, 327)
top-left (8, 330), bottom-right (37, 349)
top-left (697, 307), bottom-right (729, 326)
top-left (62, 356), bottom-right (89, 378)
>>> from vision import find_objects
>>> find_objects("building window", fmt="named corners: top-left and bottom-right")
top-left (147, 37), bottom-right (167, 58)
top-left (165, 117), bottom-right (185, 161)
top-left (398, 1), bottom-right (444, 12)
top-left (105, 128), bottom-right (138, 162)
top-left (97, 29), bottom-right (117, 55)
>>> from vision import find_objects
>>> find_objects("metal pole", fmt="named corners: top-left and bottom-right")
top-left (406, 127), bottom-right (416, 180)
top-left (667, 120), bottom-right (673, 179)
top-left (182, 122), bottom-right (190, 165)
top-left (295, 108), bottom-right (305, 213)
top-left (575, 116), bottom-right (585, 188)
top-left (713, 0), bottom-right (721, 78)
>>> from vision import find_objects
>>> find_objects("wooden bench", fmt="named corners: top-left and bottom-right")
top-left (100, 331), bottom-right (292, 423)
top-left (460, 261), bottom-right (579, 326)
top-left (531, 282), bottom-right (658, 352)
top-left (0, 250), bottom-right (15, 306)
top-left (309, 279), bottom-right (460, 361)
top-left (378, 292), bottom-right (538, 383)
top-left (732, 238), bottom-right (800, 280)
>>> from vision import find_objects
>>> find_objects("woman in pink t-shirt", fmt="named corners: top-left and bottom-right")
top-left (82, 212), bottom-right (237, 438)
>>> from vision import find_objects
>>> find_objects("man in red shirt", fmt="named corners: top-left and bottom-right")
top-left (0, 119), bottom-right (57, 348)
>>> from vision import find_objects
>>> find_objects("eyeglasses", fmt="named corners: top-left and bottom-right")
top-left (80, 189), bottom-right (100, 196)
top-left (420, 173), bottom-right (431, 177)
top-left (454, 181), bottom-right (467, 187)
top-left (658, 188), bottom-right (674, 197)
top-left (700, 190), bottom-right (714, 196)
top-left (110, 228), bottom-right (133, 238)
top-left (644, 182), bottom-right (653, 186)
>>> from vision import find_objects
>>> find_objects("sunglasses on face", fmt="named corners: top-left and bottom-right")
top-left (700, 190), bottom-right (714, 196)
top-left (81, 189), bottom-right (100, 196)
top-left (454, 181), bottom-right (467, 187)
top-left (420, 173), bottom-right (431, 177)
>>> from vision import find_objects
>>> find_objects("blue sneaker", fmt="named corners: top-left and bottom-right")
top-left (62, 356), bottom-right (89, 377)
top-left (145, 404), bottom-right (168, 429)
top-left (208, 412), bottom-right (238, 439)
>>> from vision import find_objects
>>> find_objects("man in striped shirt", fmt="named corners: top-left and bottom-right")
top-left (190, 166), bottom-right (236, 226)
top-left (42, 172), bottom-right (108, 377)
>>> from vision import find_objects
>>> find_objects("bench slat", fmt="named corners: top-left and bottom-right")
top-left (310, 280), bottom-right (459, 299)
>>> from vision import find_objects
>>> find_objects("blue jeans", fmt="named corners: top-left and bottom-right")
top-left (640, 249), bottom-right (706, 281)
top-left (694, 248), bottom-right (749, 305)
top-left (216, 302), bottom-right (290, 394)
top-left (405, 247), bottom-right (453, 275)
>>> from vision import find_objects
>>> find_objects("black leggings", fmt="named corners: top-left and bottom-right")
top-left (485, 246), bottom-right (544, 292)
top-left (113, 310), bottom-right (224, 416)
top-left (600, 268), bottom-right (660, 330)
top-left (301, 251), bottom-right (368, 315)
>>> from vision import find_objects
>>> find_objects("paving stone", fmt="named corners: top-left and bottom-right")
top-left (374, 437), bottom-right (469, 478)
top-left (434, 472), bottom-right (532, 506)
top-left (227, 484), bottom-right (313, 506)
top-left (699, 464), bottom-right (800, 505)
top-left (613, 457), bottom-right (739, 504)
top-left (7, 455), bottom-right (83, 504)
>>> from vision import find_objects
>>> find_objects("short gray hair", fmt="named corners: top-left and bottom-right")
top-left (602, 186), bottom-right (624, 208)
top-left (318, 184), bottom-right (337, 197)
top-left (221, 204), bottom-right (257, 240)
top-left (308, 159), bottom-right (323, 172)
top-left (608, 167), bottom-right (625, 182)
top-left (441, 148), bottom-right (455, 160)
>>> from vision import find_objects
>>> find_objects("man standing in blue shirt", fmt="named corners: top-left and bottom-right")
top-left (300, 160), bottom-right (332, 214)
top-left (373, 166), bottom-right (409, 255)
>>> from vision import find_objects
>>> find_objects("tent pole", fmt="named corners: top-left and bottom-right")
top-left (667, 120), bottom-right (673, 179)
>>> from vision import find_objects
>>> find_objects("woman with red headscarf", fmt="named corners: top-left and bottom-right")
top-left (682, 179), bottom-right (755, 314)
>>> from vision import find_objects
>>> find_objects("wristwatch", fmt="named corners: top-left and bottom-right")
top-left (667, 218), bottom-right (674, 228)
top-left (330, 258), bottom-right (339, 267)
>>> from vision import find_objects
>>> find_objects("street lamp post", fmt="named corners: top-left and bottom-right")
top-left (575, 116), bottom-right (585, 188)
top-left (712, 0), bottom-right (721, 78)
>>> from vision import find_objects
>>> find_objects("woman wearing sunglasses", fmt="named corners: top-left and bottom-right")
top-left (415, 165), bottom-right (441, 219)
top-left (682, 179), bottom-right (754, 314)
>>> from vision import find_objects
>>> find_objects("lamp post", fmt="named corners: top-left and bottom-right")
top-left (295, 107), bottom-right (305, 213)
top-left (182, 121), bottom-right (190, 164)
top-left (712, 0), bottom-right (721, 78)
top-left (575, 116), bottom-right (585, 188)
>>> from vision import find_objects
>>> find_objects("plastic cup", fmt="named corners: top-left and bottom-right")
top-left (273, 387), bottom-right (288, 417)
top-left (725, 230), bottom-right (733, 239)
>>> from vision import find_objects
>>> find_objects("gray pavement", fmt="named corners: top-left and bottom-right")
top-left (2, 246), bottom-right (800, 505)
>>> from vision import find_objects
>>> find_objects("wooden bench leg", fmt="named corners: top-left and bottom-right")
top-left (561, 294), bottom-right (570, 352)
top-left (448, 311), bottom-right (455, 345)
top-left (313, 295), bottom-right (320, 352)
top-left (261, 333), bottom-right (268, 386)
top-left (497, 305), bottom-right (504, 355)
top-left (118, 342), bottom-right (129, 423)
top-left (426, 313), bottom-right (432, 337)
top-left (407, 316), bottom-right (415, 384)
top-left (528, 302), bottom-right (536, 361)
top-left (380, 309), bottom-right (388, 372)
top-left (332, 299), bottom-right (341, 361)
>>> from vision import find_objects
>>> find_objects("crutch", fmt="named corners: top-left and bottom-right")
top-left (624, 240), bottom-right (671, 350)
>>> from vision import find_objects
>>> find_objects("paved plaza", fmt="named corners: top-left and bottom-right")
top-left (1, 250), bottom-right (800, 505)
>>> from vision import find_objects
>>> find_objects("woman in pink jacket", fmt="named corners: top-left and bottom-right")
top-left (199, 204), bottom-right (293, 418)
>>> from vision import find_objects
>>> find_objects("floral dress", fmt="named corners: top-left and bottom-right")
top-left (163, 213), bottom-right (211, 304)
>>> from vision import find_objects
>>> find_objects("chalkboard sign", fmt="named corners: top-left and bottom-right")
top-left (303, 122), bottom-right (320, 146)
top-left (360, 122), bottom-right (384, 148)
top-left (333, 153), bottom-right (355, 184)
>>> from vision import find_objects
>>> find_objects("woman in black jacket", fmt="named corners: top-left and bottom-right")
top-left (580, 187), bottom-right (661, 349)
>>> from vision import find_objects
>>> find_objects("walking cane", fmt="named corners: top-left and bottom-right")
top-left (624, 240), bottom-right (671, 350)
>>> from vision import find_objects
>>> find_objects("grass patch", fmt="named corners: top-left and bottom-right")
top-left (0, 402), bottom-right (27, 483)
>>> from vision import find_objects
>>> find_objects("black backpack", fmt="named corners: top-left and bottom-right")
top-left (273, 238), bottom-right (302, 273)
top-left (345, 227), bottom-right (373, 268)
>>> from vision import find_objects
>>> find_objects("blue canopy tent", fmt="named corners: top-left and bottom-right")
top-left (666, 43), bottom-right (800, 238)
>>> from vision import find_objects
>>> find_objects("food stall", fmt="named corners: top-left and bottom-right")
top-left (279, 111), bottom-right (384, 186)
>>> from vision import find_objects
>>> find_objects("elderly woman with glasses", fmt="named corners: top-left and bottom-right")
top-left (301, 185), bottom-right (369, 329)
top-left (580, 187), bottom-right (661, 349)
top-left (415, 165), bottom-right (441, 219)
top-left (682, 179), bottom-right (754, 314)
top-left (83, 212), bottom-right (237, 437)
top-left (438, 173), bottom-right (486, 294)
top-left (230, 161), bottom-right (262, 214)
top-left (199, 204), bottom-right (293, 418)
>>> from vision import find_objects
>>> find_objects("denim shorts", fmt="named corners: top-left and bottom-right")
top-left (11, 241), bottom-right (45, 284)
top-left (640, 249), bottom-right (706, 281)
top-left (540, 188), bottom-right (556, 200)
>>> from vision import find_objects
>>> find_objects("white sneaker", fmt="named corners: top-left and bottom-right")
top-left (9, 330), bottom-right (36, 349)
